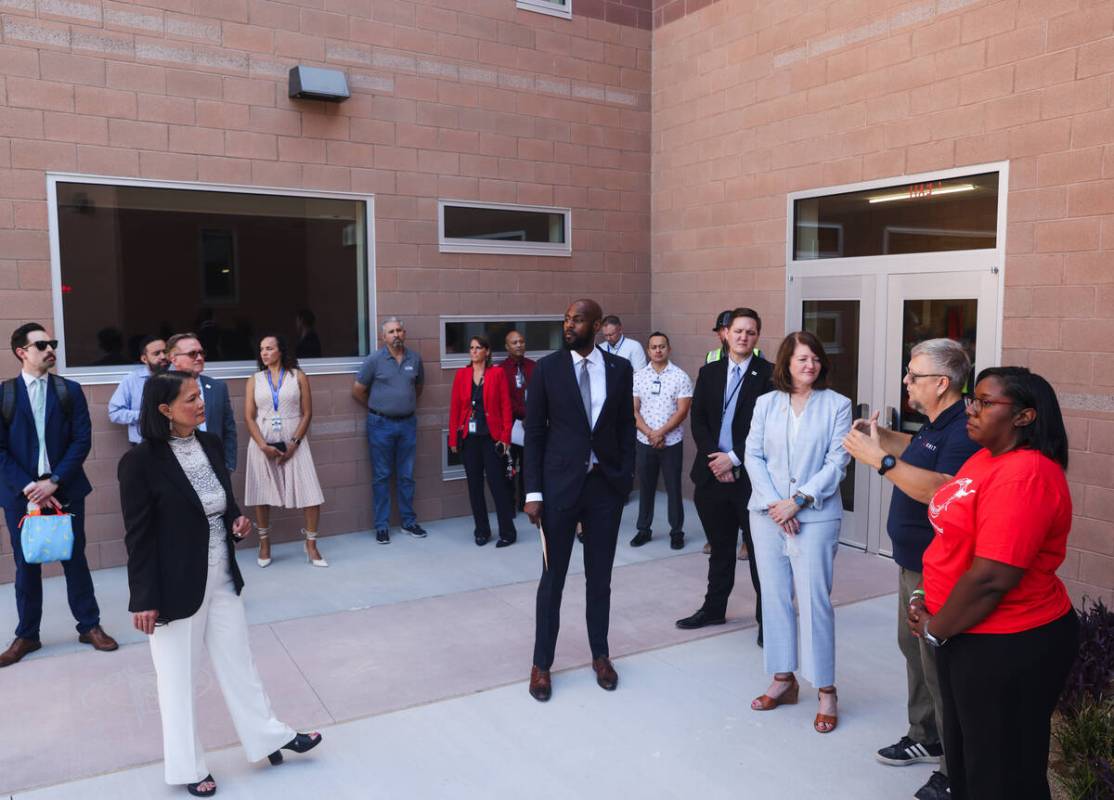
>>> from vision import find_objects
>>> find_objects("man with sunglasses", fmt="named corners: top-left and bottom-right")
top-left (842, 338), bottom-right (980, 800)
top-left (166, 333), bottom-right (238, 472)
top-left (0, 323), bottom-right (117, 667)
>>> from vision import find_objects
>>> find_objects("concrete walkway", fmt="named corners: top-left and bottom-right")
top-left (0, 497), bottom-right (919, 799)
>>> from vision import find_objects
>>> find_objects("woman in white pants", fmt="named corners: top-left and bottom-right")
top-left (120, 371), bottom-right (322, 797)
top-left (744, 331), bottom-right (851, 734)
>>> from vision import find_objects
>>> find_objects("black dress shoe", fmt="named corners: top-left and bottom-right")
top-left (495, 536), bottom-right (516, 548)
top-left (475, 533), bottom-right (491, 546)
top-left (529, 666), bottom-right (551, 702)
top-left (268, 732), bottom-right (322, 765)
top-left (630, 530), bottom-right (652, 547)
top-left (675, 609), bottom-right (727, 629)
top-left (670, 533), bottom-right (684, 550)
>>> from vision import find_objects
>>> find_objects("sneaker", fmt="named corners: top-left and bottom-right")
top-left (403, 523), bottom-right (428, 538)
top-left (376, 529), bottom-right (390, 544)
top-left (876, 736), bottom-right (943, 766)
top-left (914, 771), bottom-right (950, 800)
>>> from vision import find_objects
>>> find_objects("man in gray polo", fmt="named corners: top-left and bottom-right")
top-left (352, 317), bottom-right (427, 544)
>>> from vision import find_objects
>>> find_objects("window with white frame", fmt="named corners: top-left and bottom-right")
top-left (49, 176), bottom-right (373, 379)
top-left (440, 315), bottom-right (563, 369)
top-left (438, 201), bottom-right (571, 257)
top-left (441, 429), bottom-right (466, 480)
top-left (516, 0), bottom-right (571, 20)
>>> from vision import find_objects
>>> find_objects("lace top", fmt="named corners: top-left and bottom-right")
top-left (168, 434), bottom-right (229, 568)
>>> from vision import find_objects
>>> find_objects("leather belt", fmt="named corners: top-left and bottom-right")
top-left (368, 409), bottom-right (414, 421)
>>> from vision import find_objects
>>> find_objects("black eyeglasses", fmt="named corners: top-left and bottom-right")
top-left (964, 396), bottom-right (1013, 414)
top-left (905, 371), bottom-right (946, 382)
top-left (26, 340), bottom-right (59, 352)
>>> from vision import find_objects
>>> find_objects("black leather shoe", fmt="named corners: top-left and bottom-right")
top-left (675, 609), bottom-right (727, 629)
top-left (529, 666), bottom-right (551, 702)
top-left (630, 530), bottom-right (652, 547)
top-left (268, 732), bottom-right (322, 765)
top-left (495, 536), bottom-right (516, 548)
top-left (670, 533), bottom-right (684, 550)
top-left (475, 533), bottom-right (491, 546)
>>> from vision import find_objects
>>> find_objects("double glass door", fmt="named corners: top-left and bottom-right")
top-left (787, 269), bottom-right (1000, 553)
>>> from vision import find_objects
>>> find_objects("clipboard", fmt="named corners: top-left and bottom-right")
top-left (511, 419), bottom-right (525, 446)
top-left (538, 522), bottom-right (549, 570)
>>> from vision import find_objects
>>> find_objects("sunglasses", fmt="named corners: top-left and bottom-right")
top-left (26, 340), bottom-right (59, 352)
top-left (176, 350), bottom-right (206, 360)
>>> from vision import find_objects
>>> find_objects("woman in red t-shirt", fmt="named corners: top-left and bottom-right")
top-left (907, 367), bottom-right (1078, 800)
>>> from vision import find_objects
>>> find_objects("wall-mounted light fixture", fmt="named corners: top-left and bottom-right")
top-left (288, 66), bottom-right (350, 102)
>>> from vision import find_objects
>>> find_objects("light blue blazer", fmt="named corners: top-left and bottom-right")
top-left (744, 389), bottom-right (852, 523)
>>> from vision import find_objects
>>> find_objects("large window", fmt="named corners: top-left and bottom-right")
top-left (440, 316), bottom-right (562, 369)
top-left (438, 201), bottom-right (571, 257)
top-left (49, 177), bottom-right (373, 378)
top-left (793, 172), bottom-right (999, 260)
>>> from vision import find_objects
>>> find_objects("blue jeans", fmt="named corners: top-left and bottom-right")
top-left (366, 413), bottom-right (417, 530)
top-left (5, 498), bottom-right (100, 640)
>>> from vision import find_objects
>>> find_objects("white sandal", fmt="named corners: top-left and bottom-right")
top-left (257, 527), bottom-right (272, 568)
top-left (303, 529), bottom-right (328, 568)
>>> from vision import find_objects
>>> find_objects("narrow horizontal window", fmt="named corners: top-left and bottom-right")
top-left (516, 0), bottom-right (571, 20)
top-left (53, 180), bottom-right (371, 372)
top-left (441, 429), bottom-right (465, 480)
top-left (793, 172), bottom-right (999, 260)
top-left (440, 316), bottom-right (562, 368)
top-left (439, 201), bottom-right (571, 257)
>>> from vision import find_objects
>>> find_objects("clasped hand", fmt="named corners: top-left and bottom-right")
top-left (707, 452), bottom-right (736, 482)
top-left (906, 595), bottom-right (933, 638)
top-left (24, 479), bottom-right (61, 510)
top-left (767, 498), bottom-right (800, 535)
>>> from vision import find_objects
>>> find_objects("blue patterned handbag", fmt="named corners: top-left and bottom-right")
top-left (19, 511), bottom-right (75, 564)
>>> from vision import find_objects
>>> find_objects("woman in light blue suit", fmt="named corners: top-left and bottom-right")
top-left (744, 331), bottom-right (851, 734)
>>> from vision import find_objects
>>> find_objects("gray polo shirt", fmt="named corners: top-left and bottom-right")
top-left (356, 346), bottom-right (424, 416)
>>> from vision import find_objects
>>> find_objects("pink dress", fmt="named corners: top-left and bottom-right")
top-left (244, 370), bottom-right (324, 509)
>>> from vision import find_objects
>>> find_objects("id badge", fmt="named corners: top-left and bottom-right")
top-left (651, 379), bottom-right (662, 396)
top-left (468, 419), bottom-right (477, 434)
top-left (515, 371), bottom-right (524, 389)
top-left (270, 417), bottom-right (283, 435)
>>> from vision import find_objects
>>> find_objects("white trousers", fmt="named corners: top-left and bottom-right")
top-left (149, 561), bottom-right (294, 785)
top-left (750, 512), bottom-right (841, 688)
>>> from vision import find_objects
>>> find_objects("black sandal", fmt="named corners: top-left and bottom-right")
top-left (186, 774), bottom-right (216, 797)
top-left (268, 732), bottom-right (322, 765)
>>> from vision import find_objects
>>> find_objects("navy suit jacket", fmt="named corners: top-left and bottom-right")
top-left (198, 374), bottom-right (237, 472)
top-left (523, 348), bottom-right (636, 511)
top-left (0, 375), bottom-right (92, 511)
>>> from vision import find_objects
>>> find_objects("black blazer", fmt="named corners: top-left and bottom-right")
top-left (119, 431), bottom-right (245, 623)
top-left (523, 349), bottom-right (636, 511)
top-left (689, 355), bottom-right (774, 489)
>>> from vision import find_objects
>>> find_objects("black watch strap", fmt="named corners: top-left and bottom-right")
top-left (878, 455), bottom-right (896, 476)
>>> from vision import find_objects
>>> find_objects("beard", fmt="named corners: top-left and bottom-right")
top-left (563, 331), bottom-right (594, 351)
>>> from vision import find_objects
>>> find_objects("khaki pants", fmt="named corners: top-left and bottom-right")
top-left (898, 567), bottom-right (947, 776)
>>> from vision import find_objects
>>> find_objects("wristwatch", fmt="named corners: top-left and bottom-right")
top-left (878, 455), bottom-right (897, 476)
top-left (48, 473), bottom-right (61, 485)
top-left (793, 493), bottom-right (811, 508)
top-left (923, 623), bottom-right (947, 648)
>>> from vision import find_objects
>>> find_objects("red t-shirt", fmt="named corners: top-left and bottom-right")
top-left (922, 448), bottom-right (1072, 635)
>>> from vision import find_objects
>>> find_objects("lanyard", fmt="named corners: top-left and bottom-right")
top-left (265, 368), bottom-right (285, 412)
top-left (723, 365), bottom-right (744, 413)
top-left (608, 336), bottom-right (624, 354)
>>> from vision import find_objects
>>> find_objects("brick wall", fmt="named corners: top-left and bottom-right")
top-left (0, 0), bottom-right (651, 582)
top-left (652, 0), bottom-right (1114, 603)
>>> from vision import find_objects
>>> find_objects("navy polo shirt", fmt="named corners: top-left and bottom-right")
top-left (887, 398), bottom-right (980, 572)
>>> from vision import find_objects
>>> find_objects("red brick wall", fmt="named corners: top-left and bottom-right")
top-left (0, 0), bottom-right (651, 582)
top-left (653, 0), bottom-right (1114, 603)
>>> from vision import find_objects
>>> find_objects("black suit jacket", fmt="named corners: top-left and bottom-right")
top-left (689, 355), bottom-right (774, 489)
top-left (119, 431), bottom-right (245, 623)
top-left (524, 348), bottom-right (636, 511)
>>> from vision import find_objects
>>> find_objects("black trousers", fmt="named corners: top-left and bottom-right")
top-left (635, 441), bottom-right (684, 535)
top-left (509, 443), bottom-right (525, 512)
top-left (533, 471), bottom-right (623, 670)
top-left (694, 480), bottom-right (761, 629)
top-left (460, 434), bottom-right (516, 539)
top-left (936, 610), bottom-right (1079, 800)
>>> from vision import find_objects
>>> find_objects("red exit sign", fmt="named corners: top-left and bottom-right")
top-left (908, 181), bottom-right (943, 199)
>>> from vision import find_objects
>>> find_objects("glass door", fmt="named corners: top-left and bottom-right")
top-left (787, 274), bottom-right (877, 550)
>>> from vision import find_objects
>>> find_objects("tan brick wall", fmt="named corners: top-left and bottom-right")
top-left (653, 0), bottom-right (1114, 603)
top-left (0, 0), bottom-right (651, 581)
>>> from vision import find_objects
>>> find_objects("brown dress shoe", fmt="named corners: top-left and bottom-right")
top-left (0, 637), bottom-right (42, 667)
top-left (529, 666), bottom-right (552, 702)
top-left (78, 625), bottom-right (119, 652)
top-left (592, 656), bottom-right (618, 691)
top-left (702, 542), bottom-right (711, 555)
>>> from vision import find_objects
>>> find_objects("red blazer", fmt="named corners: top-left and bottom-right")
top-left (496, 355), bottom-right (536, 420)
top-left (448, 365), bottom-right (512, 447)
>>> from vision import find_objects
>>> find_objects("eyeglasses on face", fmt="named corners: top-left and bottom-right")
top-left (964, 395), bottom-right (1013, 414)
top-left (27, 340), bottom-right (59, 352)
top-left (905, 371), bottom-right (946, 382)
top-left (176, 350), bottom-right (206, 360)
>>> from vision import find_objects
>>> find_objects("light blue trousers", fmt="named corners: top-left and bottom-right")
top-left (750, 512), bottom-right (840, 688)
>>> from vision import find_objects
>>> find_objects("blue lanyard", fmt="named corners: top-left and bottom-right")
top-left (265, 368), bottom-right (285, 412)
top-left (723, 365), bottom-right (744, 412)
top-left (608, 336), bottom-right (624, 354)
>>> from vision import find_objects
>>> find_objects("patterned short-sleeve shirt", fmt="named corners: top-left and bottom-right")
top-left (632, 361), bottom-right (693, 447)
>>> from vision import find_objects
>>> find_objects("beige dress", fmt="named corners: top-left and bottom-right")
top-left (244, 370), bottom-right (324, 509)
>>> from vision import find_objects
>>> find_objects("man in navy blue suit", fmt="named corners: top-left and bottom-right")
top-left (0, 323), bottom-right (117, 667)
top-left (167, 332), bottom-right (238, 472)
top-left (524, 299), bottom-right (636, 702)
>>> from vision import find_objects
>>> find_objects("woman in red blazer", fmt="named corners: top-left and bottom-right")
top-left (449, 336), bottom-right (517, 546)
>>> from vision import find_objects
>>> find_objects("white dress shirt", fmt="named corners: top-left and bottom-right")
top-left (601, 336), bottom-right (647, 371)
top-left (525, 347), bottom-right (607, 504)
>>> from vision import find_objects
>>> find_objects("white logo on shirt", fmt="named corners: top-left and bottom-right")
top-left (928, 478), bottom-right (976, 534)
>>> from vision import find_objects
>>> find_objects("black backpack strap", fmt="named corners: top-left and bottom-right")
top-left (0, 378), bottom-right (17, 428)
top-left (50, 374), bottom-right (72, 419)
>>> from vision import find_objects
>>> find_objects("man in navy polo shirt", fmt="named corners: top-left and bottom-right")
top-left (844, 338), bottom-right (979, 800)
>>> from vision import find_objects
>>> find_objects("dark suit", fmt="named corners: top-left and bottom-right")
top-left (198, 374), bottom-right (237, 472)
top-left (119, 432), bottom-right (245, 623)
top-left (0, 375), bottom-right (99, 640)
top-left (689, 355), bottom-right (773, 625)
top-left (524, 348), bottom-right (635, 670)
top-left (118, 434), bottom-right (245, 623)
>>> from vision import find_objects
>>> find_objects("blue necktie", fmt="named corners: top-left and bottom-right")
top-left (718, 364), bottom-right (741, 453)
top-left (31, 377), bottom-right (49, 476)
